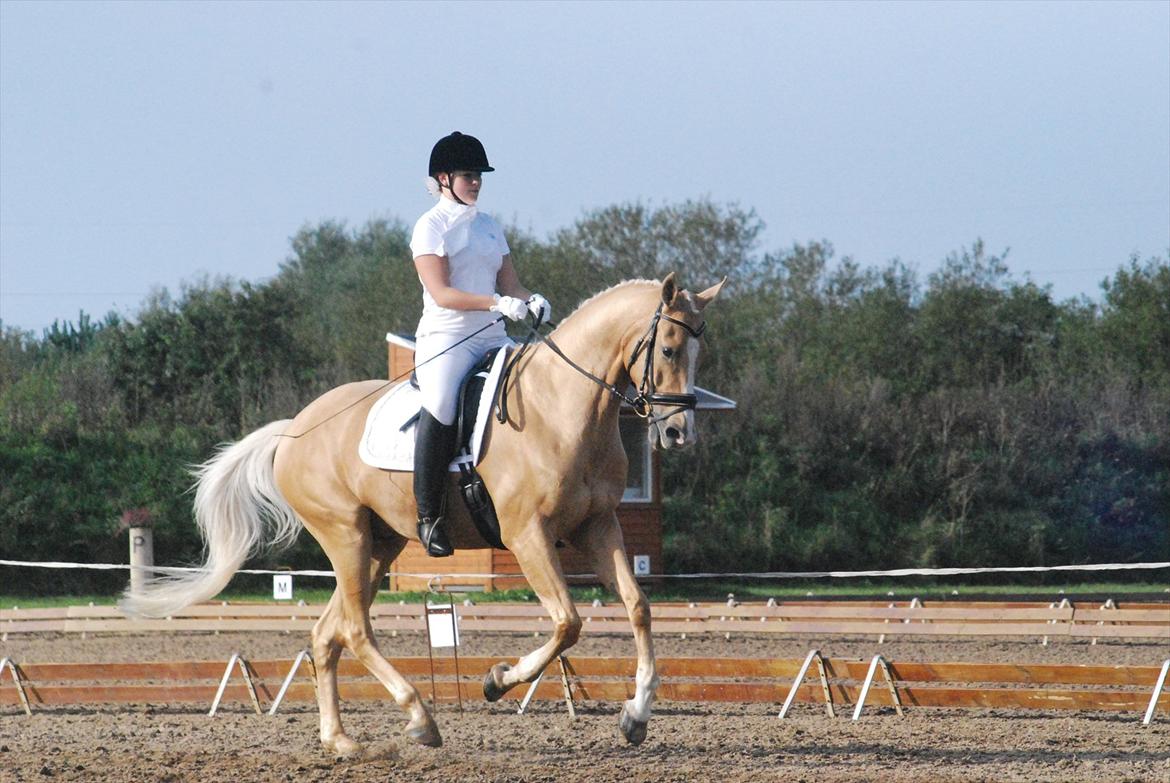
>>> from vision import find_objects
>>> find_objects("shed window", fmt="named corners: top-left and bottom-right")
top-left (620, 416), bottom-right (653, 502)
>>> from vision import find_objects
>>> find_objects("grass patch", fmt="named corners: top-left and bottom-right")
top-left (3, 580), bottom-right (1165, 609)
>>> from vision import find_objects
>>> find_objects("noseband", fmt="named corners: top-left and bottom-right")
top-left (495, 301), bottom-right (706, 426)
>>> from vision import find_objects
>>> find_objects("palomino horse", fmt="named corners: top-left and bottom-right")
top-left (120, 273), bottom-right (724, 755)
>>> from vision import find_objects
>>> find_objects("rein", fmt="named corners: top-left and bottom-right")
top-left (495, 302), bottom-right (706, 426)
top-left (281, 293), bottom-right (708, 440)
top-left (277, 315), bottom-right (508, 439)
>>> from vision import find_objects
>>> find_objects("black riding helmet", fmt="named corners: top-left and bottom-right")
top-left (428, 131), bottom-right (494, 177)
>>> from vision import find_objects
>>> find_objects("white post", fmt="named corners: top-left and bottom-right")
top-left (130, 526), bottom-right (154, 594)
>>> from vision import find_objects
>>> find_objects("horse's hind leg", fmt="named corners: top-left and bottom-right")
top-left (483, 525), bottom-right (582, 700)
top-left (570, 513), bottom-right (659, 745)
top-left (311, 584), bottom-right (360, 756)
top-left (311, 534), bottom-right (404, 755)
top-left (309, 518), bottom-right (439, 755)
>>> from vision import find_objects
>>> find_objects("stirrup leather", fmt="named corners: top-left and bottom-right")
top-left (417, 515), bottom-right (454, 558)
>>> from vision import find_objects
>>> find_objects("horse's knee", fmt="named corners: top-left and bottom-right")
top-left (557, 615), bottom-right (583, 648)
top-left (629, 597), bottom-right (651, 630)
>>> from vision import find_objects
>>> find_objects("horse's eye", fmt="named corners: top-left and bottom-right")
top-left (662, 346), bottom-right (675, 359)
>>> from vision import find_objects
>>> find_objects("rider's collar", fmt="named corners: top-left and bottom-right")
top-left (435, 196), bottom-right (477, 221)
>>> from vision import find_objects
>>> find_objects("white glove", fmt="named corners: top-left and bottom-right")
top-left (491, 294), bottom-right (528, 322)
top-left (527, 293), bottom-right (551, 323)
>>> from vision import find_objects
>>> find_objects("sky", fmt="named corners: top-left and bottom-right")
top-left (1, 0), bottom-right (1168, 335)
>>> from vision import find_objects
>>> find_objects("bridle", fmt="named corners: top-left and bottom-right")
top-left (624, 302), bottom-right (705, 421)
top-left (495, 301), bottom-right (707, 426)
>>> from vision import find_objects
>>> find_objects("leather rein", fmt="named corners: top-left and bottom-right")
top-left (496, 302), bottom-right (706, 426)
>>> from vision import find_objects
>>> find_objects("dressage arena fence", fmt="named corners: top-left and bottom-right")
top-left (3, 599), bottom-right (1168, 643)
top-left (3, 600), bottom-right (1168, 724)
top-left (2, 653), bottom-right (1168, 725)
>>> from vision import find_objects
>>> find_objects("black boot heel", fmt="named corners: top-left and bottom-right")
top-left (418, 516), bottom-right (454, 558)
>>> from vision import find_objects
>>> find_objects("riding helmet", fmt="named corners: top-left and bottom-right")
top-left (428, 131), bottom-right (494, 176)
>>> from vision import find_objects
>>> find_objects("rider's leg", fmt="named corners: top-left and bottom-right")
top-left (413, 408), bottom-right (458, 557)
top-left (413, 333), bottom-right (483, 557)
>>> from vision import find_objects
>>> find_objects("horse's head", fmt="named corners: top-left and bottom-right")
top-left (629, 273), bottom-right (726, 450)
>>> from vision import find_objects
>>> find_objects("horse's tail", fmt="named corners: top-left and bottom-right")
top-left (118, 419), bottom-right (300, 618)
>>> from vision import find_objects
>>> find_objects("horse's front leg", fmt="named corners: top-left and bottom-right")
top-left (483, 523), bottom-right (582, 701)
top-left (570, 512), bottom-right (659, 745)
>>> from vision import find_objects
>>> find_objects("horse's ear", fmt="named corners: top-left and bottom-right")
top-left (693, 277), bottom-right (727, 311)
top-left (661, 272), bottom-right (679, 307)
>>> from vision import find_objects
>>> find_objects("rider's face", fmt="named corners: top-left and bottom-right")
top-left (442, 171), bottom-right (482, 204)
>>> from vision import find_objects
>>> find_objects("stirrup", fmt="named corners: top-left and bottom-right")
top-left (417, 516), bottom-right (454, 558)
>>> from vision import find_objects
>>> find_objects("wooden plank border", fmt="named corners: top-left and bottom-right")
top-left (2, 655), bottom-right (1168, 720)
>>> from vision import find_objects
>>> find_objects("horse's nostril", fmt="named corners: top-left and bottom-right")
top-left (665, 427), bottom-right (681, 441)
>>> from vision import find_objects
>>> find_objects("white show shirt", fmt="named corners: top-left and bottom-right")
top-left (410, 197), bottom-right (510, 337)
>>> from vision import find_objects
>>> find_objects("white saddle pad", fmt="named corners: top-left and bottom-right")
top-left (357, 348), bottom-right (508, 472)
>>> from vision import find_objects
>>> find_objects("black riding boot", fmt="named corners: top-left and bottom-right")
top-left (414, 409), bottom-right (458, 557)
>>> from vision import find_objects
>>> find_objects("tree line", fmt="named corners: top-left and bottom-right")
top-left (1, 200), bottom-right (1166, 593)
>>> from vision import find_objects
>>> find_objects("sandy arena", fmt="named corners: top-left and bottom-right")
top-left (2, 629), bottom-right (1167, 782)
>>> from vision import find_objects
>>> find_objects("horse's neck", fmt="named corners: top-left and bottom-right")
top-left (518, 284), bottom-right (654, 430)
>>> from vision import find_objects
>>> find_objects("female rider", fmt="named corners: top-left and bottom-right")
top-left (410, 131), bottom-right (550, 557)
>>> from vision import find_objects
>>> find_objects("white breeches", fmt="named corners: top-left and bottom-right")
top-left (414, 331), bottom-right (513, 425)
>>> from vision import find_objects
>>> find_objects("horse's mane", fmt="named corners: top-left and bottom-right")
top-left (559, 278), bottom-right (700, 330)
top-left (565, 278), bottom-right (651, 317)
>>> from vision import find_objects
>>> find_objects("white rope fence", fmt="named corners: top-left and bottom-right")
top-left (2, 558), bottom-right (1168, 581)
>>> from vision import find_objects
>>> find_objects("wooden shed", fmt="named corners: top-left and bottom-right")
top-left (384, 334), bottom-right (735, 592)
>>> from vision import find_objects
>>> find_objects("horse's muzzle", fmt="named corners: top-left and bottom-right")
top-left (653, 411), bottom-right (695, 450)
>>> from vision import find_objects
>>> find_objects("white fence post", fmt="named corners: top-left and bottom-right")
top-left (129, 526), bottom-right (154, 595)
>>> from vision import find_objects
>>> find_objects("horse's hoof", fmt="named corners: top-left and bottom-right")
top-left (619, 704), bottom-right (648, 746)
top-left (483, 662), bottom-right (512, 702)
top-left (404, 714), bottom-right (442, 748)
top-left (323, 734), bottom-right (365, 758)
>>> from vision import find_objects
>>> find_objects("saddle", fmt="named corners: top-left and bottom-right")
top-left (357, 348), bottom-right (508, 549)
top-left (450, 350), bottom-right (506, 550)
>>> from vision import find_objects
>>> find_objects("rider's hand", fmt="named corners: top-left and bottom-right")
top-left (527, 294), bottom-right (551, 323)
top-left (491, 294), bottom-right (529, 322)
